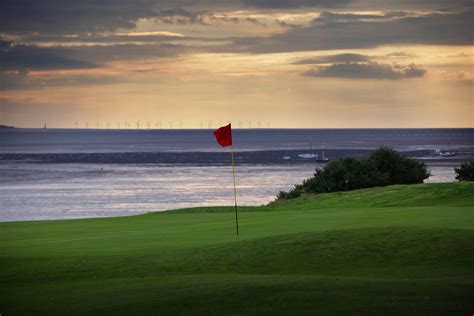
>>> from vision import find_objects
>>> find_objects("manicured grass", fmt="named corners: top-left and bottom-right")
top-left (1, 182), bottom-right (473, 315)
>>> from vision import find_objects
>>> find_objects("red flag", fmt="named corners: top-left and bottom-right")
top-left (213, 123), bottom-right (232, 147)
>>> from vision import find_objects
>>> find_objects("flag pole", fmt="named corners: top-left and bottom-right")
top-left (230, 144), bottom-right (239, 235)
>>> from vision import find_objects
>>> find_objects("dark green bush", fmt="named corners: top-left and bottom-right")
top-left (278, 146), bottom-right (430, 199)
top-left (455, 161), bottom-right (474, 181)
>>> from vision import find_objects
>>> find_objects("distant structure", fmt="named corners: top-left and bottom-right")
top-left (147, 121), bottom-right (151, 129)
top-left (179, 121), bottom-right (183, 129)
top-left (75, 120), bottom-right (78, 128)
top-left (107, 121), bottom-right (110, 129)
top-left (136, 121), bottom-right (140, 129)
top-left (200, 121), bottom-right (203, 129)
top-left (168, 121), bottom-right (173, 129)
top-left (238, 121), bottom-right (243, 128)
top-left (257, 121), bottom-right (262, 128)
top-left (44, 123), bottom-right (47, 129)
top-left (247, 121), bottom-right (252, 128)
top-left (117, 122), bottom-right (121, 129)
top-left (86, 122), bottom-right (89, 128)
top-left (267, 122), bottom-right (270, 128)
top-left (96, 122), bottom-right (100, 129)
top-left (207, 120), bottom-right (212, 129)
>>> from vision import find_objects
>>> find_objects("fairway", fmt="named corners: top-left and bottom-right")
top-left (1, 182), bottom-right (474, 315)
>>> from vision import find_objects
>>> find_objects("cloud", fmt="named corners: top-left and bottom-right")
top-left (231, 9), bottom-right (474, 53)
top-left (303, 62), bottom-right (426, 80)
top-left (0, 0), bottom-right (164, 34)
top-left (1, 0), bottom-right (472, 36)
top-left (241, 0), bottom-right (351, 9)
top-left (294, 53), bottom-right (370, 64)
top-left (0, 40), bottom-right (96, 72)
top-left (154, 7), bottom-right (267, 26)
top-left (0, 69), bottom-right (128, 91)
top-left (0, 35), bottom-right (192, 71)
top-left (314, 10), bottom-right (408, 23)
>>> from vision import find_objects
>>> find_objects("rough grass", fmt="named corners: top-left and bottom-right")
top-left (1, 182), bottom-right (473, 315)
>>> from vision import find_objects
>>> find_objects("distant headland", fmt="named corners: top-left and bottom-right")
top-left (0, 125), bottom-right (15, 129)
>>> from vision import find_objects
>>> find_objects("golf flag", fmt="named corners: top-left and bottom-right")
top-left (213, 123), bottom-right (239, 235)
top-left (213, 123), bottom-right (232, 147)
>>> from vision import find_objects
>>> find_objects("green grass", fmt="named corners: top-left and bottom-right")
top-left (1, 182), bottom-right (473, 315)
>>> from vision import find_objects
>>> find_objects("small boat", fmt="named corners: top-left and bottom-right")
top-left (438, 151), bottom-right (457, 157)
top-left (298, 153), bottom-right (317, 159)
top-left (436, 148), bottom-right (457, 157)
top-left (283, 155), bottom-right (291, 160)
top-left (316, 150), bottom-right (329, 163)
top-left (299, 141), bottom-right (317, 159)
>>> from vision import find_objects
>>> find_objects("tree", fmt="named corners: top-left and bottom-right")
top-left (278, 146), bottom-right (430, 199)
top-left (455, 161), bottom-right (474, 181)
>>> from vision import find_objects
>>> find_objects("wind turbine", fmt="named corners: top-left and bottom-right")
top-left (75, 120), bottom-right (78, 129)
top-left (179, 121), bottom-right (183, 129)
top-left (247, 121), bottom-right (252, 129)
top-left (86, 122), bottom-right (89, 129)
top-left (168, 121), bottom-right (174, 129)
top-left (207, 120), bottom-right (213, 129)
top-left (147, 121), bottom-right (151, 129)
top-left (257, 121), bottom-right (262, 128)
top-left (117, 122), bottom-right (121, 129)
top-left (136, 121), bottom-right (140, 130)
top-left (96, 121), bottom-right (100, 129)
top-left (107, 121), bottom-right (110, 129)
top-left (238, 121), bottom-right (243, 129)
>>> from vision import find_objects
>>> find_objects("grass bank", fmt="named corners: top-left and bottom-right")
top-left (1, 182), bottom-right (473, 315)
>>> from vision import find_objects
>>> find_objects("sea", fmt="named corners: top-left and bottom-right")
top-left (1, 128), bottom-right (473, 222)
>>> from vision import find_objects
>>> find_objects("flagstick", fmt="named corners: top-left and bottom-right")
top-left (231, 144), bottom-right (239, 235)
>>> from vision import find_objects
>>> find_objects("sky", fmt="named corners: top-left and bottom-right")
top-left (0, 0), bottom-right (472, 128)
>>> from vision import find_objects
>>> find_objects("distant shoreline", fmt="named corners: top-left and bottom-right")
top-left (0, 149), bottom-right (471, 165)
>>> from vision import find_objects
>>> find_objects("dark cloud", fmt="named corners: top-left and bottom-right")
top-left (276, 20), bottom-right (299, 28)
top-left (304, 62), bottom-right (426, 80)
top-left (66, 43), bottom-right (189, 64)
top-left (0, 35), bottom-right (191, 72)
top-left (314, 10), bottom-right (407, 23)
top-left (0, 0), bottom-right (162, 34)
top-left (294, 53), bottom-right (370, 64)
top-left (231, 9), bottom-right (473, 53)
top-left (0, 40), bottom-right (96, 72)
top-left (1, 0), bottom-right (472, 36)
top-left (241, 0), bottom-right (351, 9)
top-left (0, 69), bottom-right (128, 91)
top-left (0, 0), bottom-right (288, 35)
top-left (154, 7), bottom-right (265, 26)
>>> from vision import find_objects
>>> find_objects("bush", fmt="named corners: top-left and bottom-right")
top-left (455, 161), bottom-right (474, 181)
top-left (278, 146), bottom-right (430, 199)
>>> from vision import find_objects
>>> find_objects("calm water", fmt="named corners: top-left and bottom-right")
top-left (0, 128), bottom-right (472, 222)
top-left (1, 128), bottom-right (473, 153)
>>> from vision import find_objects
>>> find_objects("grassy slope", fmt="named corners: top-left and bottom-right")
top-left (1, 182), bottom-right (473, 315)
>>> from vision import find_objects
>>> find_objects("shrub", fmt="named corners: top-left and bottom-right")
top-left (368, 146), bottom-right (430, 185)
top-left (278, 146), bottom-right (430, 199)
top-left (455, 161), bottom-right (474, 181)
